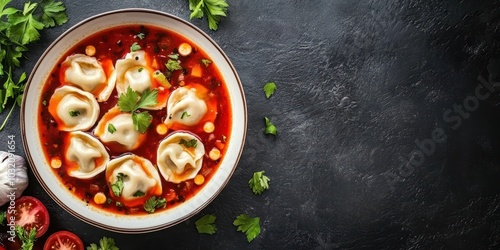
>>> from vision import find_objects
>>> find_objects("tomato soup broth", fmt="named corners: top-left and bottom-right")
top-left (38, 25), bottom-right (232, 215)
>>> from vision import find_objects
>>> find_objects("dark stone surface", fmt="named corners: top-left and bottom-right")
top-left (1, 0), bottom-right (500, 249)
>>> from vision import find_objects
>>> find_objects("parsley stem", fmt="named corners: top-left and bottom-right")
top-left (0, 101), bottom-right (16, 131)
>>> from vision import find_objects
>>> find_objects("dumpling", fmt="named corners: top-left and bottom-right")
top-left (64, 131), bottom-right (109, 179)
top-left (48, 85), bottom-right (100, 131)
top-left (105, 154), bottom-right (162, 207)
top-left (157, 132), bottom-right (205, 183)
top-left (115, 51), bottom-right (152, 94)
top-left (94, 107), bottom-right (146, 152)
top-left (164, 86), bottom-right (208, 129)
top-left (61, 54), bottom-right (116, 102)
top-left (115, 50), bottom-right (168, 109)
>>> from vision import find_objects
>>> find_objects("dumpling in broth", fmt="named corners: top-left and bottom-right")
top-left (94, 107), bottom-right (146, 152)
top-left (65, 131), bottom-right (109, 179)
top-left (164, 86), bottom-right (208, 129)
top-left (157, 132), bottom-right (205, 183)
top-left (106, 154), bottom-right (162, 207)
top-left (115, 50), bottom-right (168, 110)
top-left (48, 85), bottom-right (100, 131)
top-left (61, 54), bottom-right (115, 102)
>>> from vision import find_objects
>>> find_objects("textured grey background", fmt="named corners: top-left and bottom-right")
top-left (1, 0), bottom-right (500, 249)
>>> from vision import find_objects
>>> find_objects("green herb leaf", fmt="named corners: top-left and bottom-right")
top-left (248, 171), bottom-right (270, 195)
top-left (166, 56), bottom-right (182, 71)
top-left (133, 190), bottom-right (145, 197)
top-left (136, 32), bottom-right (145, 40)
top-left (136, 88), bottom-right (158, 109)
top-left (132, 111), bottom-right (152, 134)
top-left (39, 0), bottom-right (69, 28)
top-left (130, 42), bottom-right (141, 52)
top-left (108, 123), bottom-right (117, 134)
top-left (195, 214), bottom-right (217, 234)
top-left (16, 225), bottom-right (37, 250)
top-left (233, 214), bottom-right (261, 242)
top-left (188, 0), bottom-right (229, 31)
top-left (181, 111), bottom-right (190, 119)
top-left (117, 86), bottom-right (139, 112)
top-left (86, 236), bottom-right (119, 250)
top-left (138, 67), bottom-right (143, 72)
top-left (144, 196), bottom-right (166, 213)
top-left (179, 138), bottom-right (198, 148)
top-left (264, 117), bottom-right (277, 135)
top-left (110, 173), bottom-right (127, 197)
top-left (69, 110), bottom-right (80, 117)
top-left (117, 87), bottom-right (158, 133)
top-left (263, 81), bottom-right (277, 99)
top-left (201, 58), bottom-right (212, 67)
top-left (0, 210), bottom-right (5, 224)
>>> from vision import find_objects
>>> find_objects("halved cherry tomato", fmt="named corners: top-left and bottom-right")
top-left (43, 231), bottom-right (84, 250)
top-left (7, 196), bottom-right (50, 238)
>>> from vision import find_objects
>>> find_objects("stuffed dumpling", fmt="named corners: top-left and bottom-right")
top-left (115, 50), bottom-right (169, 110)
top-left (157, 132), bottom-right (205, 183)
top-left (106, 154), bottom-right (162, 207)
top-left (48, 85), bottom-right (100, 131)
top-left (64, 131), bottom-right (109, 179)
top-left (94, 107), bottom-right (146, 152)
top-left (61, 54), bottom-right (116, 102)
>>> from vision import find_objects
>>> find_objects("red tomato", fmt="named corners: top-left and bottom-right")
top-left (43, 231), bottom-right (84, 250)
top-left (7, 196), bottom-right (50, 238)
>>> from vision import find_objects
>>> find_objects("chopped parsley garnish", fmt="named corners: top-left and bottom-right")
top-left (107, 123), bottom-right (117, 134)
top-left (263, 81), bottom-right (277, 99)
top-left (130, 42), bottom-right (141, 52)
top-left (115, 201), bottom-right (123, 208)
top-left (136, 32), bottom-right (145, 40)
top-left (138, 67), bottom-right (144, 72)
top-left (133, 190), bottom-right (145, 197)
top-left (181, 111), bottom-right (191, 119)
top-left (87, 236), bottom-right (119, 250)
top-left (117, 87), bottom-right (158, 133)
top-left (233, 214), bottom-right (261, 242)
top-left (264, 117), bottom-right (277, 135)
top-left (144, 196), bottom-right (166, 213)
top-left (110, 173), bottom-right (127, 197)
top-left (188, 0), bottom-right (229, 31)
top-left (195, 214), bottom-right (217, 234)
top-left (166, 54), bottom-right (182, 71)
top-left (69, 110), bottom-right (80, 117)
top-left (248, 171), bottom-right (270, 195)
top-left (201, 58), bottom-right (212, 67)
top-left (179, 138), bottom-right (198, 148)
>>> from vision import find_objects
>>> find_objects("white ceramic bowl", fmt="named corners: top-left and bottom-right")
top-left (21, 9), bottom-right (246, 233)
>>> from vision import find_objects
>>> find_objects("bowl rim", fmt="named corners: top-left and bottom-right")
top-left (20, 8), bottom-right (247, 233)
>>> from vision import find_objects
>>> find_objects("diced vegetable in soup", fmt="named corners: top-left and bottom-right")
top-left (38, 25), bottom-right (232, 215)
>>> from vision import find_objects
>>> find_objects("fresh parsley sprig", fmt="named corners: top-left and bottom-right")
top-left (264, 117), bottom-right (277, 135)
top-left (86, 236), bottom-right (119, 250)
top-left (195, 214), bottom-right (217, 234)
top-left (144, 196), bottom-right (166, 213)
top-left (117, 86), bottom-right (158, 133)
top-left (248, 171), bottom-right (270, 195)
top-left (110, 173), bottom-right (126, 197)
top-left (0, 0), bottom-right (68, 130)
top-left (263, 81), bottom-right (277, 99)
top-left (187, 0), bottom-right (228, 31)
top-left (233, 214), bottom-right (261, 242)
top-left (15, 225), bottom-right (37, 250)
